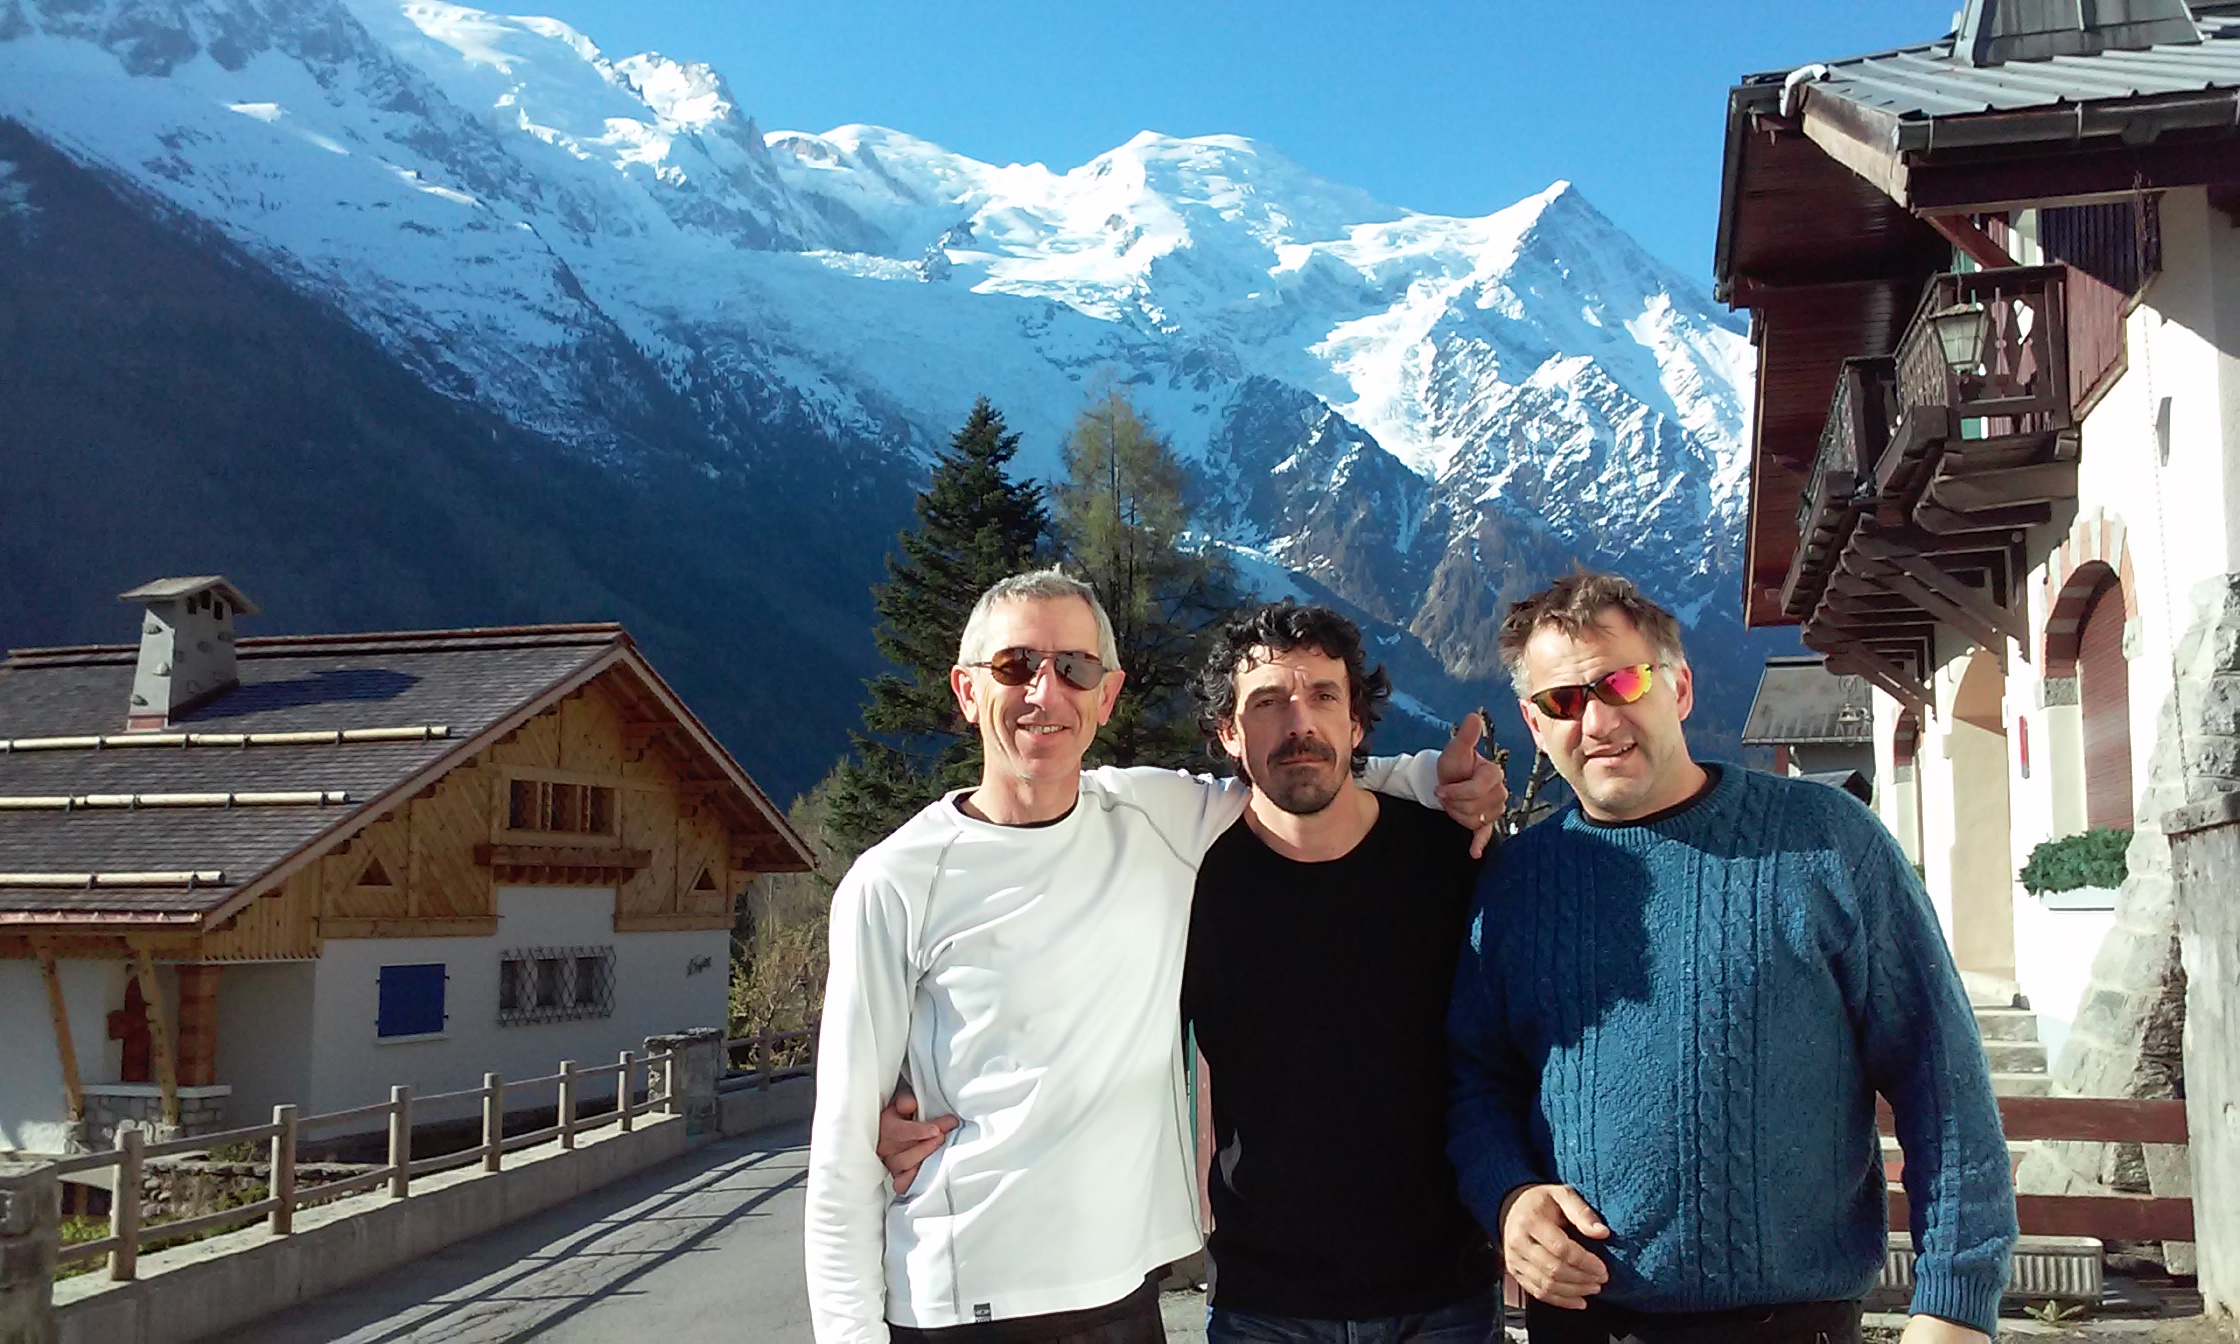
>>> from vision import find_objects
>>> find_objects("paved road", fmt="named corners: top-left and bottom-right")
top-left (228, 1121), bottom-right (1217, 1344)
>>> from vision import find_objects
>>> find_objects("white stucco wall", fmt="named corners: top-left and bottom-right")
top-left (214, 962), bottom-right (317, 1130)
top-left (0, 958), bottom-right (126, 1153)
top-left (304, 885), bottom-right (731, 1133)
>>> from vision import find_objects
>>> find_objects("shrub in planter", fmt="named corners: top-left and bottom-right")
top-left (2018, 828), bottom-right (2130, 896)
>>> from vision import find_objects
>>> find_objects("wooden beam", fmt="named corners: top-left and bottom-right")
top-left (1908, 136), bottom-right (2240, 216)
top-left (33, 942), bottom-right (85, 1123)
top-left (1853, 534), bottom-right (2029, 646)
top-left (1923, 213), bottom-right (2016, 270)
top-left (320, 916), bottom-right (498, 940)
top-left (1921, 461), bottom-right (2078, 515)
top-left (1864, 562), bottom-right (2011, 653)
top-left (472, 843), bottom-right (651, 870)
top-left (129, 944), bottom-right (179, 1129)
top-left (1800, 96), bottom-right (1910, 205)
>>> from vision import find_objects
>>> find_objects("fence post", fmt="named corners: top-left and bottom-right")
top-left (559, 1060), bottom-right (578, 1151)
top-left (757, 1033), bottom-right (772, 1094)
top-left (389, 1085), bottom-right (412, 1199)
top-left (483, 1073), bottom-right (504, 1173)
top-left (109, 1126), bottom-right (141, 1282)
top-left (0, 1161), bottom-right (60, 1341)
top-left (268, 1104), bottom-right (297, 1235)
top-left (618, 1050), bottom-right (635, 1132)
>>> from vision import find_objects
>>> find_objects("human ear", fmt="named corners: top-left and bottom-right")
top-left (951, 665), bottom-right (981, 726)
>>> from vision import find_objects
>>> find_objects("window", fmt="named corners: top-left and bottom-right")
top-left (507, 779), bottom-right (618, 836)
top-left (498, 946), bottom-right (615, 1025)
top-left (377, 963), bottom-right (448, 1039)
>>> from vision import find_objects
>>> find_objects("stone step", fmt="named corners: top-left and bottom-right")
top-left (1961, 971), bottom-right (2024, 1009)
top-left (1991, 1071), bottom-right (2053, 1097)
top-left (1983, 1039), bottom-right (2048, 1074)
top-left (1972, 1006), bottom-right (2042, 1042)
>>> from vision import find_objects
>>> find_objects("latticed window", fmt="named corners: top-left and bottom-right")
top-left (507, 779), bottom-right (617, 835)
top-left (497, 946), bottom-right (616, 1025)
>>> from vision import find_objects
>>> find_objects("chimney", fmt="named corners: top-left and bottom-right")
top-left (1957, 0), bottom-right (2201, 67)
top-left (118, 577), bottom-right (260, 731)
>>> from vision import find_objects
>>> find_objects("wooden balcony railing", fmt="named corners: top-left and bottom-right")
top-left (1877, 265), bottom-right (2074, 504)
top-left (1783, 357), bottom-right (1894, 620)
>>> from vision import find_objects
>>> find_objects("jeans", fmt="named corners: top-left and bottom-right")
top-left (1522, 1296), bottom-right (1862, 1344)
top-left (1206, 1288), bottom-right (1499, 1344)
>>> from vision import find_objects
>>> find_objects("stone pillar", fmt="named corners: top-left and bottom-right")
top-left (2165, 790), bottom-right (2240, 1319)
top-left (643, 1028), bottom-right (723, 1137)
top-left (0, 1162), bottom-right (58, 1344)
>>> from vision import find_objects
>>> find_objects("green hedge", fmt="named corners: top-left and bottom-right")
top-left (2018, 828), bottom-right (2131, 895)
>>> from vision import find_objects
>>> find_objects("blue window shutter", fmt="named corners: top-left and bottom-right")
top-left (377, 964), bottom-right (448, 1038)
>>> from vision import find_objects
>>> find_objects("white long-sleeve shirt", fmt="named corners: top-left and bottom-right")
top-left (804, 756), bottom-right (1448, 1343)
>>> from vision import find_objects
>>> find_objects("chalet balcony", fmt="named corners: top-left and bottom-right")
top-left (1780, 356), bottom-right (1895, 621)
top-left (1794, 266), bottom-right (2090, 709)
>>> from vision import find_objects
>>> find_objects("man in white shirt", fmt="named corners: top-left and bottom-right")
top-left (805, 569), bottom-right (1504, 1344)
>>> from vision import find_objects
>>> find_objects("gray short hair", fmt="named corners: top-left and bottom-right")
top-left (956, 568), bottom-right (1122, 669)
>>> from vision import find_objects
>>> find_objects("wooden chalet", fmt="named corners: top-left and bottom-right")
top-left (0, 578), bottom-right (812, 1152)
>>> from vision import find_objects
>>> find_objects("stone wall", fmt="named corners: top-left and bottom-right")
top-left (80, 1087), bottom-right (229, 1152)
top-left (2014, 573), bottom-right (2240, 1269)
top-left (643, 1029), bottom-right (722, 1138)
top-left (0, 1162), bottom-right (57, 1344)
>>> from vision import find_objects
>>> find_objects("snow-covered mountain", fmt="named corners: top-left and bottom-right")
top-left (0, 0), bottom-right (1771, 780)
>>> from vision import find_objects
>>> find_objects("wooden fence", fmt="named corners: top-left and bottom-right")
top-left (722, 1026), bottom-right (817, 1091)
top-left (48, 1046), bottom-right (678, 1282)
top-left (1881, 1094), bottom-right (2192, 1241)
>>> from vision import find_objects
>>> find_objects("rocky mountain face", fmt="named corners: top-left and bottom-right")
top-left (0, 0), bottom-right (1788, 795)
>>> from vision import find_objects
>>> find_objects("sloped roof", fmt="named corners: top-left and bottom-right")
top-left (0, 625), bottom-right (811, 928)
top-left (1790, 11), bottom-right (2240, 141)
top-left (1741, 655), bottom-right (1875, 747)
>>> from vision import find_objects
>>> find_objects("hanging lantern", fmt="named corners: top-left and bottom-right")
top-left (1928, 301), bottom-right (1990, 375)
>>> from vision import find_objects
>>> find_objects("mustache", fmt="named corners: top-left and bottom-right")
top-left (1269, 738), bottom-right (1339, 765)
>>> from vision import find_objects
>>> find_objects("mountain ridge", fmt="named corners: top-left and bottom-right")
top-left (0, 0), bottom-right (1788, 787)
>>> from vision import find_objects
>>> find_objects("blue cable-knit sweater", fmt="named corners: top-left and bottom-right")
top-left (1448, 765), bottom-right (2016, 1334)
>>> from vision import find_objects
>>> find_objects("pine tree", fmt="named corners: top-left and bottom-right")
top-left (827, 399), bottom-right (1048, 851)
top-left (1056, 390), bottom-right (1240, 769)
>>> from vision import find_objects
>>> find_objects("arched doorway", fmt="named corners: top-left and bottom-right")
top-left (1949, 650), bottom-right (2017, 980)
top-left (2076, 575), bottom-right (2135, 830)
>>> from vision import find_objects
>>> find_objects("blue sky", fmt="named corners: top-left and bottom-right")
top-left (521, 1), bottom-right (1958, 284)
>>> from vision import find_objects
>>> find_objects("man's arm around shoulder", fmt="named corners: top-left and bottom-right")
top-left (805, 851), bottom-right (921, 1344)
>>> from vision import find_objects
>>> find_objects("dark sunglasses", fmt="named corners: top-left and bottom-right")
top-left (969, 647), bottom-right (1109, 691)
top-left (1527, 662), bottom-right (1658, 720)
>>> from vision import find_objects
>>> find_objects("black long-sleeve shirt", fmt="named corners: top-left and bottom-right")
top-left (1181, 797), bottom-right (1492, 1319)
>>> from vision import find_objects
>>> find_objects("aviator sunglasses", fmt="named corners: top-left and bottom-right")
top-left (1527, 662), bottom-right (1659, 720)
top-left (969, 647), bottom-right (1109, 691)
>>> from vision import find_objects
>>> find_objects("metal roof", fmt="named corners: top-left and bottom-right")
top-left (1797, 11), bottom-right (2240, 133)
top-left (1741, 656), bottom-right (1874, 747)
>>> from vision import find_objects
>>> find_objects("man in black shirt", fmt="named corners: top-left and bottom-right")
top-left (1182, 602), bottom-right (1497, 1343)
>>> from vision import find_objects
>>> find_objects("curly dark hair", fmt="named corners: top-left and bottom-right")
top-left (1192, 601), bottom-right (1391, 772)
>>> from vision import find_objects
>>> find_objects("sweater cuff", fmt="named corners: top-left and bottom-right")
top-left (1910, 1267), bottom-right (2004, 1337)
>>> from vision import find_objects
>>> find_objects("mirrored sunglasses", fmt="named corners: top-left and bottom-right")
top-left (970, 647), bottom-right (1108, 691)
top-left (1528, 662), bottom-right (1657, 721)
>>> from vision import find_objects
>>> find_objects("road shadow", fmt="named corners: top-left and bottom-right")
top-left (221, 1122), bottom-right (810, 1344)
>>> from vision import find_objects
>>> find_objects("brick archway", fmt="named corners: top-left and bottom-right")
top-left (2043, 510), bottom-right (2138, 677)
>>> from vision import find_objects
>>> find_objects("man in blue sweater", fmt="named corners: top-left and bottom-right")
top-left (1448, 573), bottom-right (2016, 1344)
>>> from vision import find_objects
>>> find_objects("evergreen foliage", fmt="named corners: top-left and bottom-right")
top-left (826, 398), bottom-right (1048, 851)
top-left (1056, 390), bottom-right (1242, 769)
top-left (2018, 827), bottom-right (2131, 894)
